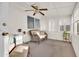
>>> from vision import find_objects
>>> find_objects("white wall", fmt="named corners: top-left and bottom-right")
top-left (0, 3), bottom-right (9, 57)
top-left (41, 16), bottom-right (71, 40)
top-left (71, 2), bottom-right (79, 57)
top-left (40, 16), bottom-right (49, 31)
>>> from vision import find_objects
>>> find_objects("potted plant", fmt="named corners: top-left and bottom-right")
top-left (63, 31), bottom-right (68, 40)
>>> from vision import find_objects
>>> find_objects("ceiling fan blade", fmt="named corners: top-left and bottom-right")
top-left (31, 5), bottom-right (38, 10)
top-left (25, 10), bottom-right (34, 11)
top-left (39, 11), bottom-right (45, 16)
top-left (39, 8), bottom-right (48, 11)
top-left (33, 12), bottom-right (36, 16)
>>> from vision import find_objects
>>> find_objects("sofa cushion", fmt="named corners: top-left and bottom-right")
top-left (29, 30), bottom-right (48, 42)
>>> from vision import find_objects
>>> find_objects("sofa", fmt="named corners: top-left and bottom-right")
top-left (29, 30), bottom-right (48, 43)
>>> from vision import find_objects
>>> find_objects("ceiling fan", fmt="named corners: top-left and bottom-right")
top-left (25, 4), bottom-right (48, 16)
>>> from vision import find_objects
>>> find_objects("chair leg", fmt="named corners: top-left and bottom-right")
top-left (38, 39), bottom-right (40, 44)
top-left (45, 36), bottom-right (47, 40)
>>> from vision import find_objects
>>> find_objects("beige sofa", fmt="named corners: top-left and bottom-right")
top-left (29, 30), bottom-right (48, 43)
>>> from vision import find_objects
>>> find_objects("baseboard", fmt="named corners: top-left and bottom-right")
top-left (48, 38), bottom-right (71, 43)
top-left (23, 41), bottom-right (30, 44)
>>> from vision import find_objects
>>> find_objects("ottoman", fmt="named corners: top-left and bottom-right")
top-left (9, 45), bottom-right (30, 57)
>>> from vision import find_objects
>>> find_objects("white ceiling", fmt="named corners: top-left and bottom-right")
top-left (14, 2), bottom-right (76, 17)
top-left (38, 2), bottom-right (76, 17)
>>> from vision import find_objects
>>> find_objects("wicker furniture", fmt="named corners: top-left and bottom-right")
top-left (29, 30), bottom-right (48, 43)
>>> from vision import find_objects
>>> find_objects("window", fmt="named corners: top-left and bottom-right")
top-left (27, 16), bottom-right (40, 29)
top-left (34, 18), bottom-right (40, 28)
top-left (60, 25), bottom-right (64, 31)
top-left (77, 23), bottom-right (79, 35)
top-left (27, 16), bottom-right (34, 29)
top-left (60, 25), bottom-right (70, 31)
top-left (66, 25), bottom-right (70, 31)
